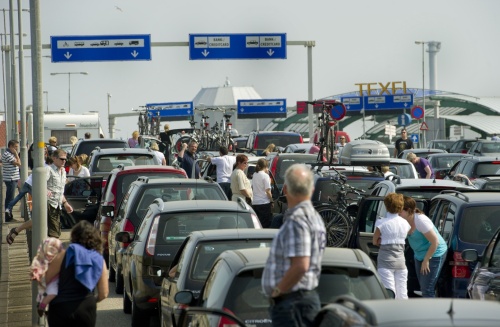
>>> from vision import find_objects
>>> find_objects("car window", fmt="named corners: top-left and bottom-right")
top-left (157, 212), bottom-right (253, 244)
top-left (117, 185), bottom-right (135, 219)
top-left (435, 202), bottom-right (456, 242)
top-left (190, 240), bottom-right (271, 281)
top-left (459, 206), bottom-right (500, 244)
top-left (201, 259), bottom-right (231, 306)
top-left (75, 141), bottom-right (127, 156)
top-left (256, 135), bottom-right (301, 148)
top-left (95, 155), bottom-right (155, 172)
top-left (390, 163), bottom-right (415, 179)
top-left (475, 163), bottom-right (500, 177)
top-left (434, 157), bottom-right (461, 169)
top-left (490, 236), bottom-right (500, 268)
top-left (318, 268), bottom-right (387, 301)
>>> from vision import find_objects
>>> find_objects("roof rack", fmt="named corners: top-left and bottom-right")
top-left (439, 190), bottom-right (469, 202)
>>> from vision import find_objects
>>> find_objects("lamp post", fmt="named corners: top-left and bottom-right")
top-left (415, 41), bottom-right (427, 147)
top-left (43, 90), bottom-right (48, 112)
top-left (50, 72), bottom-right (88, 113)
top-left (107, 93), bottom-right (113, 138)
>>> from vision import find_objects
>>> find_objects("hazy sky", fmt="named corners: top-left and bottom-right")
top-left (2, 0), bottom-right (500, 140)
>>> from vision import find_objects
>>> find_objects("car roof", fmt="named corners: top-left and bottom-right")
top-left (345, 298), bottom-right (500, 326)
top-left (133, 177), bottom-right (211, 186)
top-left (434, 190), bottom-right (500, 203)
top-left (377, 178), bottom-right (475, 190)
top-left (459, 156), bottom-right (500, 162)
top-left (187, 229), bottom-right (277, 242)
top-left (76, 138), bottom-right (126, 143)
top-left (252, 131), bottom-right (301, 135)
top-left (111, 165), bottom-right (186, 176)
top-left (475, 176), bottom-right (500, 182)
top-left (404, 148), bottom-right (447, 154)
top-left (156, 199), bottom-right (250, 212)
top-left (426, 153), bottom-right (471, 158)
top-left (90, 147), bottom-right (154, 155)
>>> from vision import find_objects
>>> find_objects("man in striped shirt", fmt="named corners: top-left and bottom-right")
top-left (262, 164), bottom-right (326, 327)
top-left (2, 140), bottom-right (21, 222)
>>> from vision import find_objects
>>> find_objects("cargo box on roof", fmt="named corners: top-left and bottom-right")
top-left (340, 140), bottom-right (390, 166)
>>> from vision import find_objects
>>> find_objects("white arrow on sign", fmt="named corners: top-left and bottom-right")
top-left (267, 49), bottom-right (274, 56)
top-left (201, 50), bottom-right (209, 57)
top-left (131, 50), bottom-right (139, 58)
top-left (411, 135), bottom-right (418, 142)
top-left (64, 52), bottom-right (72, 60)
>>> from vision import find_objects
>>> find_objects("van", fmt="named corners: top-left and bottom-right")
top-left (244, 131), bottom-right (303, 155)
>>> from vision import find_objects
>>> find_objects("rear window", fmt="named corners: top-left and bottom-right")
top-left (274, 155), bottom-right (316, 184)
top-left (459, 206), bottom-right (500, 244)
top-left (74, 141), bottom-right (127, 156)
top-left (431, 156), bottom-right (463, 169)
top-left (189, 240), bottom-right (271, 281)
top-left (158, 212), bottom-right (254, 245)
top-left (256, 135), bottom-right (301, 149)
top-left (94, 155), bottom-right (155, 172)
top-left (389, 163), bottom-right (416, 179)
top-left (474, 163), bottom-right (500, 177)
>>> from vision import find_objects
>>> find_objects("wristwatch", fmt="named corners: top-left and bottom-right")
top-left (271, 287), bottom-right (282, 298)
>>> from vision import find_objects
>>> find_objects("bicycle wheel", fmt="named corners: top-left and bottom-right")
top-left (326, 128), bottom-right (336, 164)
top-left (316, 207), bottom-right (351, 248)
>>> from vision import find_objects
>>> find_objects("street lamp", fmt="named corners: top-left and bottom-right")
top-left (50, 72), bottom-right (88, 113)
top-left (415, 41), bottom-right (427, 147)
top-left (107, 93), bottom-right (113, 138)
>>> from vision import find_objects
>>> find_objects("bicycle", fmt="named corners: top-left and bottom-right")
top-left (312, 165), bottom-right (364, 247)
top-left (307, 100), bottom-right (346, 165)
top-left (137, 107), bottom-right (161, 136)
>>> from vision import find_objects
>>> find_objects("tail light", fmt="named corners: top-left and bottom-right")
top-left (146, 216), bottom-right (160, 256)
top-left (227, 123), bottom-right (232, 131)
top-left (299, 135), bottom-right (304, 143)
top-left (219, 308), bottom-right (238, 327)
top-left (253, 137), bottom-right (259, 150)
top-left (121, 219), bottom-right (135, 249)
top-left (450, 251), bottom-right (471, 278)
top-left (205, 122), bottom-right (209, 128)
top-left (461, 149), bottom-right (468, 154)
top-left (270, 157), bottom-right (278, 178)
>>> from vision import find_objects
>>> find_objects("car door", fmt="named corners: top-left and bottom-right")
top-left (63, 176), bottom-right (103, 227)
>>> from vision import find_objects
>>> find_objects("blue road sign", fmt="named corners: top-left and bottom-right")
top-left (237, 99), bottom-right (287, 119)
top-left (341, 96), bottom-right (364, 111)
top-left (398, 113), bottom-right (412, 126)
top-left (189, 33), bottom-right (286, 60)
top-left (145, 102), bottom-right (194, 121)
top-left (410, 134), bottom-right (419, 144)
top-left (51, 35), bottom-right (151, 62)
top-left (363, 94), bottom-right (413, 110)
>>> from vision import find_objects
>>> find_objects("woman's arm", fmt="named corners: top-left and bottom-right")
top-left (45, 249), bottom-right (66, 283)
top-left (424, 165), bottom-right (432, 179)
top-left (372, 227), bottom-right (381, 246)
top-left (96, 258), bottom-right (109, 302)
top-left (420, 229), bottom-right (439, 274)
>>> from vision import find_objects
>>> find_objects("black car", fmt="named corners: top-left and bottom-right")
top-left (118, 198), bottom-right (261, 327)
top-left (107, 177), bottom-right (225, 294)
top-left (467, 140), bottom-right (500, 157)
top-left (243, 131), bottom-right (303, 156)
top-left (160, 229), bottom-right (277, 327)
top-left (445, 156), bottom-right (500, 181)
top-left (462, 226), bottom-right (500, 301)
top-left (62, 176), bottom-right (103, 228)
top-left (472, 176), bottom-right (500, 190)
top-left (70, 138), bottom-right (129, 157)
top-left (449, 138), bottom-right (477, 154)
top-left (426, 153), bottom-right (471, 179)
top-left (427, 139), bottom-right (455, 152)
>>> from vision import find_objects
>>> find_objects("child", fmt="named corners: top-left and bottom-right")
top-left (30, 238), bottom-right (64, 316)
top-left (373, 193), bottom-right (411, 299)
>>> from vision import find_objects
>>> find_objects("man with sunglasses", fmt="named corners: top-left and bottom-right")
top-left (46, 149), bottom-right (73, 237)
top-left (394, 128), bottom-right (414, 158)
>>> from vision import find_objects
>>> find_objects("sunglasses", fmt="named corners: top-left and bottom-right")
top-left (58, 157), bottom-right (67, 161)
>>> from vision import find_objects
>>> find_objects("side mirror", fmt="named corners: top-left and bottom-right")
top-left (461, 249), bottom-right (479, 262)
top-left (101, 205), bottom-right (114, 217)
top-left (115, 231), bottom-right (132, 243)
top-left (174, 290), bottom-right (195, 305)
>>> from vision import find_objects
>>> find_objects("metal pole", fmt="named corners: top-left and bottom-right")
top-left (306, 41), bottom-right (315, 139)
top-left (43, 90), bottom-right (48, 112)
top-left (9, 0), bottom-right (18, 141)
top-left (422, 43), bottom-right (426, 147)
top-left (108, 92), bottom-right (113, 138)
top-left (68, 72), bottom-right (71, 112)
top-left (17, 0), bottom-right (27, 187)
top-left (29, 0), bottom-right (48, 324)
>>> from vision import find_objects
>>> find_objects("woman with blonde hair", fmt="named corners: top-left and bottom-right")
top-left (230, 154), bottom-right (253, 204)
top-left (150, 141), bottom-right (166, 165)
top-left (262, 143), bottom-right (276, 156)
top-left (128, 130), bottom-right (139, 148)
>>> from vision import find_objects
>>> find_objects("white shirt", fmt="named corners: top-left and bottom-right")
top-left (211, 155), bottom-right (236, 183)
top-left (154, 151), bottom-right (166, 165)
top-left (68, 166), bottom-right (90, 181)
top-left (252, 170), bottom-right (271, 205)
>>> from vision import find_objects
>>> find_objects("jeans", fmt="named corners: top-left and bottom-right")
top-left (269, 290), bottom-right (320, 327)
top-left (414, 252), bottom-right (447, 298)
top-left (218, 182), bottom-right (232, 200)
top-left (7, 182), bottom-right (32, 211)
top-left (252, 203), bottom-right (273, 228)
top-left (4, 180), bottom-right (18, 210)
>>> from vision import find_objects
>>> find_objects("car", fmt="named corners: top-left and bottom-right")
top-left (269, 153), bottom-right (317, 191)
top-left (232, 136), bottom-right (248, 152)
top-left (108, 177), bottom-right (225, 295)
top-left (428, 190), bottom-right (500, 298)
top-left (312, 297), bottom-right (500, 327)
top-left (62, 176), bottom-right (103, 228)
top-left (388, 158), bottom-right (418, 179)
top-left (70, 138), bottom-right (129, 158)
top-left (427, 139), bottom-right (455, 152)
top-left (352, 178), bottom-right (476, 296)
top-left (398, 148), bottom-right (447, 159)
top-left (426, 153), bottom-right (472, 179)
top-left (160, 229), bottom-right (278, 327)
top-left (462, 226), bottom-right (500, 301)
top-left (449, 138), bottom-right (477, 154)
top-left (118, 198), bottom-right (262, 327)
top-left (98, 165), bottom-right (187, 275)
top-left (283, 143), bottom-right (316, 154)
top-left (87, 147), bottom-right (160, 180)
top-left (468, 140), bottom-right (500, 157)
top-left (173, 247), bottom-right (392, 327)
top-left (472, 176), bottom-right (500, 190)
top-left (58, 143), bottom-right (74, 154)
top-left (243, 131), bottom-right (303, 156)
top-left (445, 156), bottom-right (500, 181)
top-left (114, 41), bottom-right (124, 46)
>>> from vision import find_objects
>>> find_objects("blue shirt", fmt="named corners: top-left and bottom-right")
top-left (408, 213), bottom-right (447, 261)
top-left (178, 151), bottom-right (200, 179)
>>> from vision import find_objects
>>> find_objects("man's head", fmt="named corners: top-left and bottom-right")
top-left (51, 149), bottom-right (67, 168)
top-left (8, 139), bottom-right (19, 151)
top-left (339, 136), bottom-right (346, 144)
top-left (400, 128), bottom-right (408, 139)
top-left (219, 146), bottom-right (228, 156)
top-left (188, 140), bottom-right (198, 154)
top-left (84, 132), bottom-right (91, 139)
top-left (283, 164), bottom-right (314, 199)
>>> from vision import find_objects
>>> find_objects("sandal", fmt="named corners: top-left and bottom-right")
top-left (6, 227), bottom-right (18, 245)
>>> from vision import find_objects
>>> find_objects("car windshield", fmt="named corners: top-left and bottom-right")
top-left (274, 156), bottom-right (316, 185)
top-left (135, 185), bottom-right (226, 218)
top-left (188, 240), bottom-right (272, 281)
top-left (256, 135), bottom-right (301, 148)
top-left (75, 141), bottom-right (127, 156)
top-left (157, 212), bottom-right (254, 245)
top-left (430, 156), bottom-right (463, 169)
top-left (459, 206), bottom-right (500, 244)
top-left (389, 163), bottom-right (416, 179)
top-left (95, 155), bottom-right (155, 172)
top-left (480, 143), bottom-right (500, 153)
top-left (474, 163), bottom-right (500, 177)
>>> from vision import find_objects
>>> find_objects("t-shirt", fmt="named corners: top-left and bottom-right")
top-left (375, 213), bottom-right (410, 269)
top-left (415, 157), bottom-right (434, 179)
top-left (211, 155), bottom-right (236, 183)
top-left (1, 150), bottom-right (20, 181)
top-left (408, 213), bottom-right (447, 261)
top-left (230, 168), bottom-right (252, 201)
top-left (394, 138), bottom-right (413, 157)
top-left (252, 171), bottom-right (271, 205)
